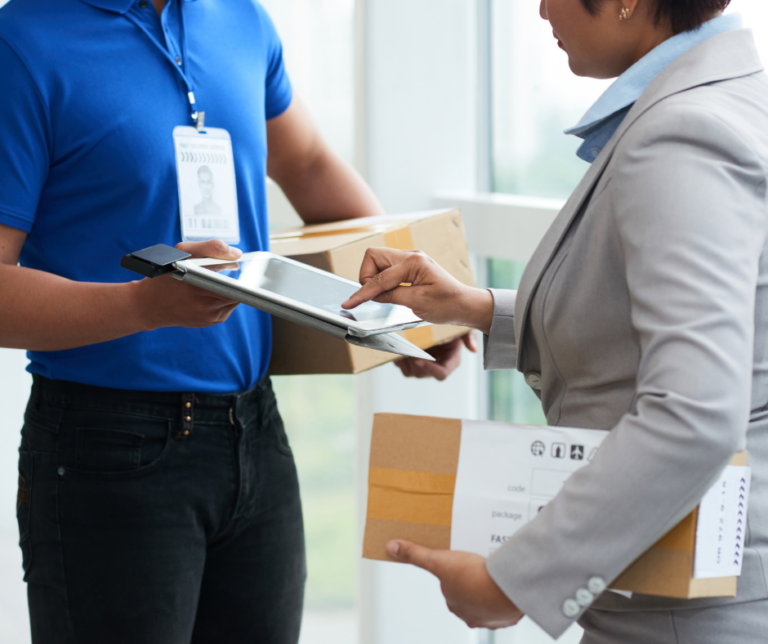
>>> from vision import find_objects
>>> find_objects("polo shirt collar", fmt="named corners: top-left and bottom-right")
top-left (79, 0), bottom-right (197, 14)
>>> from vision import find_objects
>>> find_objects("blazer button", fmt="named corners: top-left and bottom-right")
top-left (588, 576), bottom-right (607, 595)
top-left (525, 372), bottom-right (542, 390)
top-left (563, 598), bottom-right (580, 618)
top-left (576, 588), bottom-right (594, 606)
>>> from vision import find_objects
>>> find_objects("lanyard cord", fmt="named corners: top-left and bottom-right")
top-left (124, 2), bottom-right (204, 130)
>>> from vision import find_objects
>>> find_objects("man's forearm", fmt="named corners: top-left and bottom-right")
top-left (0, 263), bottom-right (148, 351)
top-left (266, 98), bottom-right (385, 224)
top-left (276, 149), bottom-right (385, 224)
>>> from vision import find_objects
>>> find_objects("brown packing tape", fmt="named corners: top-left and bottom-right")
top-left (271, 222), bottom-right (416, 243)
top-left (367, 467), bottom-right (456, 527)
top-left (383, 225), bottom-right (415, 251)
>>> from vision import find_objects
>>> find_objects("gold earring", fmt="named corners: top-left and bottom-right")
top-left (619, 7), bottom-right (631, 20)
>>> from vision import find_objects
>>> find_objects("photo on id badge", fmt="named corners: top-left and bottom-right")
top-left (173, 126), bottom-right (240, 243)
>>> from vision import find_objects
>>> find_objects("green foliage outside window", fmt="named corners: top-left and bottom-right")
top-left (487, 259), bottom-right (546, 427)
top-left (272, 375), bottom-right (357, 610)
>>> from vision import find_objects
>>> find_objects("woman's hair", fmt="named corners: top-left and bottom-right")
top-left (580, 0), bottom-right (731, 34)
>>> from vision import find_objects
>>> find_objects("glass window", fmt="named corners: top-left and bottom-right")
top-left (487, 260), bottom-right (546, 427)
top-left (491, 3), bottom-right (768, 202)
top-left (261, 0), bottom-right (355, 163)
top-left (271, 375), bottom-right (358, 644)
top-left (258, 2), bottom-right (358, 642)
top-left (491, 0), bottom-right (610, 200)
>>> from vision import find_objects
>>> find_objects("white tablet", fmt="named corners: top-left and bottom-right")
top-left (176, 251), bottom-right (424, 337)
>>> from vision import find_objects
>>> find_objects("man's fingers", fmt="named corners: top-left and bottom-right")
top-left (176, 239), bottom-right (243, 260)
top-left (396, 358), bottom-right (414, 378)
top-left (462, 331), bottom-right (478, 353)
top-left (385, 540), bottom-right (438, 574)
top-left (415, 361), bottom-right (449, 381)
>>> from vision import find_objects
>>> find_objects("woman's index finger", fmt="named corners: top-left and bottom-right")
top-left (342, 262), bottom-right (414, 309)
top-left (358, 247), bottom-right (414, 283)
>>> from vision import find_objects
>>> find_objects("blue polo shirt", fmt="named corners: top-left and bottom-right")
top-left (0, 0), bottom-right (292, 392)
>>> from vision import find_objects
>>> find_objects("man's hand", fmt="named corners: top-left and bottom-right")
top-left (133, 239), bottom-right (243, 331)
top-left (396, 332), bottom-right (478, 380)
top-left (342, 248), bottom-right (494, 335)
top-left (385, 540), bottom-right (524, 630)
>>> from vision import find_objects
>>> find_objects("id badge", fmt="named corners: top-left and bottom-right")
top-left (173, 126), bottom-right (240, 244)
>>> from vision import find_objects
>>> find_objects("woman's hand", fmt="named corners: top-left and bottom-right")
top-left (396, 332), bottom-right (478, 380)
top-left (133, 239), bottom-right (243, 331)
top-left (341, 248), bottom-right (494, 335)
top-left (386, 540), bottom-right (524, 629)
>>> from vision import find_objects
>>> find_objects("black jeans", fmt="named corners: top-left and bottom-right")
top-left (16, 374), bottom-right (306, 644)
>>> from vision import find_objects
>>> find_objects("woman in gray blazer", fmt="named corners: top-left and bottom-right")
top-left (344, 0), bottom-right (768, 641)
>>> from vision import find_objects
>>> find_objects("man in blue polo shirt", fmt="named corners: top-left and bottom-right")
top-left (0, 0), bottom-right (432, 641)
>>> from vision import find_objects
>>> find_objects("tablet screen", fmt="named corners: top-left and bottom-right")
top-left (197, 253), bottom-right (421, 332)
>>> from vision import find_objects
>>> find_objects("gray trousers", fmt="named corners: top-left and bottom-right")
top-left (579, 599), bottom-right (768, 644)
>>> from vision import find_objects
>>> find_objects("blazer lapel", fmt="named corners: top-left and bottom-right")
top-left (513, 149), bottom-right (613, 367)
top-left (513, 28), bottom-right (764, 368)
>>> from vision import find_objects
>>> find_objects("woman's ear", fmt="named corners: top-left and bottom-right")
top-left (618, 0), bottom-right (640, 21)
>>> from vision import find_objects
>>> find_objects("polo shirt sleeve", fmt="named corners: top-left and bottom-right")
top-left (258, 7), bottom-right (293, 120)
top-left (0, 38), bottom-right (51, 234)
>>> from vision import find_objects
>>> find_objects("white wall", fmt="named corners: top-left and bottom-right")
top-left (0, 349), bottom-right (33, 644)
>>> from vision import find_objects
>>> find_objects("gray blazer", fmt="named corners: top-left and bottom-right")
top-left (483, 29), bottom-right (768, 639)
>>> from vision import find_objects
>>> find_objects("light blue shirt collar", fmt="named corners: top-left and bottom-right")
top-left (566, 12), bottom-right (742, 163)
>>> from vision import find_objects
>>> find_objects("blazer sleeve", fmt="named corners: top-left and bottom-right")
top-left (484, 288), bottom-right (518, 370)
top-left (485, 105), bottom-right (768, 638)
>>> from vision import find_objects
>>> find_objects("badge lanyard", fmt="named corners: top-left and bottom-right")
top-left (125, 3), bottom-right (240, 243)
top-left (125, 4), bottom-right (204, 130)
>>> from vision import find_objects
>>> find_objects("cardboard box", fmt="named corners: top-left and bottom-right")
top-left (363, 413), bottom-right (749, 600)
top-left (268, 210), bottom-right (475, 375)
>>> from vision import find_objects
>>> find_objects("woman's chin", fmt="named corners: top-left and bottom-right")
top-left (567, 58), bottom-right (609, 80)
top-left (567, 57), bottom-right (588, 77)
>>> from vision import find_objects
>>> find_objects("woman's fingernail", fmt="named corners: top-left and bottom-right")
top-left (386, 541), bottom-right (401, 556)
top-left (230, 246), bottom-right (243, 258)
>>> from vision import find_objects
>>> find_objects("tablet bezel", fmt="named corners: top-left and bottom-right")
top-left (174, 251), bottom-right (424, 337)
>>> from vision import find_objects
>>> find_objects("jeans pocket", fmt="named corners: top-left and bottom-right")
top-left (65, 418), bottom-right (172, 481)
top-left (76, 428), bottom-right (143, 473)
top-left (17, 450), bottom-right (32, 578)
